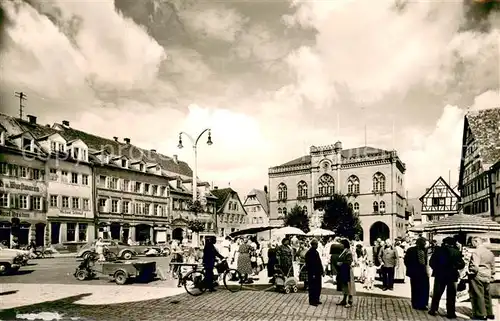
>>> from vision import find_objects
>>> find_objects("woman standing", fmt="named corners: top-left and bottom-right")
top-left (267, 241), bottom-right (278, 283)
top-left (95, 237), bottom-right (105, 262)
top-left (277, 238), bottom-right (294, 277)
top-left (394, 241), bottom-right (406, 282)
top-left (337, 239), bottom-right (356, 308)
top-left (237, 237), bottom-right (254, 283)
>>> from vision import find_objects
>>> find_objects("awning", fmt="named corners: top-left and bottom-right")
top-left (229, 226), bottom-right (277, 237)
top-left (425, 214), bottom-right (500, 233)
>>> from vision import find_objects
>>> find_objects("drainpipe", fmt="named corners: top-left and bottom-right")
top-left (487, 169), bottom-right (495, 218)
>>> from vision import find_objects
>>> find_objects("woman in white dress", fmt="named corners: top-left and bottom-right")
top-left (394, 241), bottom-right (406, 282)
top-left (95, 237), bottom-right (105, 262)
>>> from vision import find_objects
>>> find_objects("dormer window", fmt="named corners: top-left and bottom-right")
top-left (176, 179), bottom-right (182, 189)
top-left (50, 141), bottom-right (66, 153)
top-left (139, 164), bottom-right (145, 172)
top-left (23, 138), bottom-right (33, 152)
top-left (121, 159), bottom-right (128, 168)
top-left (73, 147), bottom-right (80, 159)
top-left (104, 155), bottom-right (110, 163)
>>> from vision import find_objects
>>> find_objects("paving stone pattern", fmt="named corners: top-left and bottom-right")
top-left (0, 290), bottom-right (472, 321)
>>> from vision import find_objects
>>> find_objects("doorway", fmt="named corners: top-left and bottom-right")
top-left (172, 228), bottom-right (184, 241)
top-left (35, 223), bottom-right (45, 246)
top-left (50, 222), bottom-right (60, 245)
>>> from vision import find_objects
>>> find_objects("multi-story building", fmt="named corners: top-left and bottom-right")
top-left (243, 187), bottom-right (270, 229)
top-left (211, 187), bottom-right (247, 237)
top-left (418, 176), bottom-right (460, 224)
top-left (268, 142), bottom-right (407, 245)
top-left (52, 120), bottom-right (217, 244)
top-left (458, 107), bottom-right (500, 219)
top-left (0, 122), bottom-right (48, 246)
top-left (407, 198), bottom-right (423, 226)
top-left (490, 160), bottom-right (500, 218)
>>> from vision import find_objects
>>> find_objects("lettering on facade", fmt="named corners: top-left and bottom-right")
top-left (0, 210), bottom-right (31, 218)
top-left (0, 180), bottom-right (40, 192)
top-left (60, 209), bottom-right (84, 215)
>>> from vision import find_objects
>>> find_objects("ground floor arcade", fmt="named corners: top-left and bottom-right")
top-left (0, 219), bottom-right (47, 247)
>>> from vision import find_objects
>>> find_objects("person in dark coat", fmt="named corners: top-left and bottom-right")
top-left (267, 242), bottom-right (278, 283)
top-left (203, 236), bottom-right (224, 292)
top-left (428, 237), bottom-right (465, 318)
top-left (404, 237), bottom-right (430, 310)
top-left (337, 239), bottom-right (355, 308)
top-left (330, 238), bottom-right (344, 291)
top-left (305, 238), bottom-right (324, 306)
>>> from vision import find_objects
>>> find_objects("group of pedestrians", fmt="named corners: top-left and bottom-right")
top-left (405, 236), bottom-right (496, 320)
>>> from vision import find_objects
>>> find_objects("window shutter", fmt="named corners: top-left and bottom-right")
top-left (43, 198), bottom-right (47, 212)
top-left (29, 196), bottom-right (34, 210)
top-left (9, 194), bottom-right (15, 208)
top-left (14, 195), bottom-right (19, 209)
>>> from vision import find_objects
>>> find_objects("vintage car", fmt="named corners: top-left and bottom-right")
top-left (76, 240), bottom-right (143, 260)
top-left (0, 247), bottom-right (23, 275)
top-left (0, 244), bottom-right (29, 265)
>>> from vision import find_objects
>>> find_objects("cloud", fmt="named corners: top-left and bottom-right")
top-left (181, 4), bottom-right (248, 42)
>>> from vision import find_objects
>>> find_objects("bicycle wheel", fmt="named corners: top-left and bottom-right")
top-left (183, 270), bottom-right (207, 296)
top-left (223, 269), bottom-right (243, 292)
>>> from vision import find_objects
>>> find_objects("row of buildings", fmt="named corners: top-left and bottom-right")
top-left (267, 106), bottom-right (500, 245)
top-left (0, 113), bottom-right (270, 248)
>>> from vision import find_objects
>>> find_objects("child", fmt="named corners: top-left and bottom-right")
top-left (364, 261), bottom-right (378, 290)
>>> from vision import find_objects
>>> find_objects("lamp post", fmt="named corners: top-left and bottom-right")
top-left (177, 129), bottom-right (213, 245)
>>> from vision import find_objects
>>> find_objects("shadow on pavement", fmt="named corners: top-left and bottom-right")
top-left (11, 270), bottom-right (35, 276)
top-left (0, 290), bottom-right (18, 296)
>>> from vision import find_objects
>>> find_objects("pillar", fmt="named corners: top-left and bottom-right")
top-left (75, 223), bottom-right (80, 242)
top-left (130, 226), bottom-right (136, 242)
top-left (60, 222), bottom-right (66, 243)
top-left (28, 224), bottom-right (33, 242)
top-left (149, 226), bottom-right (154, 244)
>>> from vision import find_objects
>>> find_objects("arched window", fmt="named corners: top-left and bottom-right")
top-left (283, 207), bottom-right (287, 216)
top-left (373, 201), bottom-right (379, 213)
top-left (278, 183), bottom-right (287, 200)
top-left (278, 208), bottom-right (282, 215)
top-left (297, 181), bottom-right (308, 198)
top-left (354, 202), bottom-right (360, 214)
top-left (303, 206), bottom-right (308, 215)
top-left (347, 175), bottom-right (360, 194)
top-left (379, 201), bottom-right (386, 213)
top-left (318, 174), bottom-right (335, 196)
top-left (372, 172), bottom-right (386, 193)
top-left (348, 203), bottom-right (353, 211)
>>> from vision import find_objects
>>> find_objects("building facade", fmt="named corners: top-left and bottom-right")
top-left (418, 176), bottom-right (460, 224)
top-left (268, 142), bottom-right (407, 245)
top-left (243, 187), bottom-right (270, 229)
top-left (458, 107), bottom-right (500, 219)
top-left (0, 126), bottom-right (47, 246)
top-left (211, 187), bottom-right (247, 237)
top-left (491, 161), bottom-right (500, 218)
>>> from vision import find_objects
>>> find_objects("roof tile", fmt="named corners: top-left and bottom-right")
top-left (467, 107), bottom-right (500, 168)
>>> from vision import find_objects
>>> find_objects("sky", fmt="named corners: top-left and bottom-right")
top-left (0, 0), bottom-right (499, 199)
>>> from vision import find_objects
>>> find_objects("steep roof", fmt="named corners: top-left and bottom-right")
top-left (53, 124), bottom-right (193, 177)
top-left (211, 188), bottom-right (233, 212)
top-left (246, 188), bottom-right (269, 215)
top-left (419, 176), bottom-right (460, 202)
top-left (271, 146), bottom-right (392, 169)
top-left (466, 107), bottom-right (500, 168)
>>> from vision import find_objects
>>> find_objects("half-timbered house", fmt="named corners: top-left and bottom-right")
top-left (419, 176), bottom-right (460, 224)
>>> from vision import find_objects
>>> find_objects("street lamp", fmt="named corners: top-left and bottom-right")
top-left (177, 129), bottom-right (212, 203)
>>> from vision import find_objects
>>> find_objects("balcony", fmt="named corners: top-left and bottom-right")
top-left (372, 190), bottom-right (386, 195)
top-left (297, 195), bottom-right (308, 201)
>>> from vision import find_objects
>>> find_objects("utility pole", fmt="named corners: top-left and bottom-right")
top-left (15, 92), bottom-right (27, 119)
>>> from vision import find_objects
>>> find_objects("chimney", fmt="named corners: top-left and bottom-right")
top-left (62, 120), bottom-right (70, 127)
top-left (173, 154), bottom-right (178, 163)
top-left (214, 186), bottom-right (218, 190)
top-left (150, 149), bottom-right (156, 153)
top-left (264, 185), bottom-right (268, 194)
top-left (27, 115), bottom-right (37, 124)
top-left (124, 138), bottom-right (130, 144)
top-left (113, 136), bottom-right (118, 142)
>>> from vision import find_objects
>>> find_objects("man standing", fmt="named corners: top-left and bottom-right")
top-left (469, 236), bottom-right (496, 320)
top-left (404, 237), bottom-right (429, 310)
top-left (428, 237), bottom-right (465, 318)
top-left (305, 238), bottom-right (324, 306)
top-left (379, 239), bottom-right (398, 291)
top-left (203, 236), bottom-right (224, 292)
top-left (330, 237), bottom-right (344, 291)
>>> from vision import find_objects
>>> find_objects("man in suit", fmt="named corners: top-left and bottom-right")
top-left (428, 237), bottom-right (465, 318)
top-left (306, 238), bottom-right (324, 306)
top-left (330, 237), bottom-right (344, 291)
top-left (203, 236), bottom-right (224, 292)
top-left (469, 236), bottom-right (496, 320)
top-left (379, 239), bottom-right (399, 291)
top-left (404, 237), bottom-right (429, 310)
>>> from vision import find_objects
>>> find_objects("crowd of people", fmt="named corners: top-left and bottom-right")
top-left (170, 233), bottom-right (496, 319)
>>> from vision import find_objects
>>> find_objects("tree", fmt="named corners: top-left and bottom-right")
top-left (283, 205), bottom-right (310, 233)
top-left (321, 194), bottom-right (362, 240)
top-left (188, 219), bottom-right (205, 233)
top-left (187, 199), bottom-right (204, 215)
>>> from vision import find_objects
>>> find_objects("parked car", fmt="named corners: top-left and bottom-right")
top-left (76, 240), bottom-right (142, 260)
top-left (0, 247), bottom-right (23, 275)
top-left (0, 244), bottom-right (29, 266)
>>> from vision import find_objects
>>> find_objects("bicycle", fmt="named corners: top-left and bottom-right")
top-left (183, 258), bottom-right (243, 296)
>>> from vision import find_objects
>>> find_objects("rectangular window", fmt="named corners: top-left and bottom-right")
top-left (50, 141), bottom-right (57, 151)
top-left (160, 186), bottom-right (166, 196)
top-left (111, 199), bottom-right (118, 213)
top-left (134, 202), bottom-right (144, 215)
top-left (108, 177), bottom-right (118, 190)
top-left (61, 171), bottom-right (69, 183)
top-left (123, 201), bottom-right (129, 214)
top-left (98, 198), bottom-right (107, 212)
top-left (144, 184), bottom-right (150, 194)
top-left (0, 193), bottom-right (8, 207)
top-left (135, 182), bottom-right (141, 193)
top-left (50, 195), bottom-right (58, 207)
top-left (19, 195), bottom-right (28, 209)
top-left (72, 197), bottom-right (80, 209)
top-left (49, 168), bottom-right (58, 181)
top-left (32, 196), bottom-right (42, 210)
top-left (144, 203), bottom-right (150, 215)
top-left (83, 198), bottom-right (90, 211)
top-left (152, 185), bottom-right (158, 195)
top-left (78, 223), bottom-right (87, 242)
top-left (73, 147), bottom-right (80, 159)
top-left (20, 166), bottom-right (28, 178)
top-left (99, 175), bottom-right (107, 188)
top-left (33, 169), bottom-right (41, 180)
top-left (0, 163), bottom-right (8, 175)
top-left (67, 223), bottom-right (76, 242)
top-left (71, 173), bottom-right (78, 184)
top-left (62, 196), bottom-right (69, 208)
top-left (82, 175), bottom-right (89, 185)
top-left (123, 180), bottom-right (130, 192)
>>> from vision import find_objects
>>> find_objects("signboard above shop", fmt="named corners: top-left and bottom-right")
top-left (0, 180), bottom-right (45, 193)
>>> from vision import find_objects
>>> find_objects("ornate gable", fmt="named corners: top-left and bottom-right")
top-left (419, 176), bottom-right (460, 213)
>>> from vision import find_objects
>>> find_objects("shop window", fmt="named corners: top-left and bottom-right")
top-left (67, 223), bottom-right (76, 242)
top-left (78, 223), bottom-right (87, 242)
top-left (0, 193), bottom-right (8, 207)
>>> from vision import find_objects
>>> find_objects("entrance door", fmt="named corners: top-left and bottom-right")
top-left (19, 223), bottom-right (30, 246)
top-left (50, 222), bottom-right (60, 245)
top-left (172, 228), bottom-right (184, 241)
top-left (35, 223), bottom-right (45, 246)
top-left (110, 223), bottom-right (120, 240)
top-left (0, 222), bottom-right (10, 247)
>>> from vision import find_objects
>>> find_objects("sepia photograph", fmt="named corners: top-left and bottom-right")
top-left (0, 0), bottom-right (499, 320)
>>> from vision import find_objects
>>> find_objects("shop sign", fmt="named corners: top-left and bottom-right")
top-left (0, 180), bottom-right (41, 192)
top-left (60, 209), bottom-right (85, 215)
top-left (0, 210), bottom-right (32, 219)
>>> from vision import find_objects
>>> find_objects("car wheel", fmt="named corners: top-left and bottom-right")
top-left (75, 270), bottom-right (88, 281)
top-left (82, 252), bottom-right (91, 260)
top-left (114, 270), bottom-right (128, 285)
top-left (0, 263), bottom-right (10, 275)
top-left (122, 251), bottom-right (133, 260)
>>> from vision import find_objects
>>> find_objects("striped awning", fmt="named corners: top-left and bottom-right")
top-left (425, 214), bottom-right (500, 233)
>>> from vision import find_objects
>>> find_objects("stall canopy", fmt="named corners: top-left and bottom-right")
top-left (408, 222), bottom-right (433, 233)
top-left (229, 226), bottom-right (277, 238)
top-left (424, 214), bottom-right (500, 233)
top-left (272, 226), bottom-right (306, 236)
top-left (307, 228), bottom-right (335, 237)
